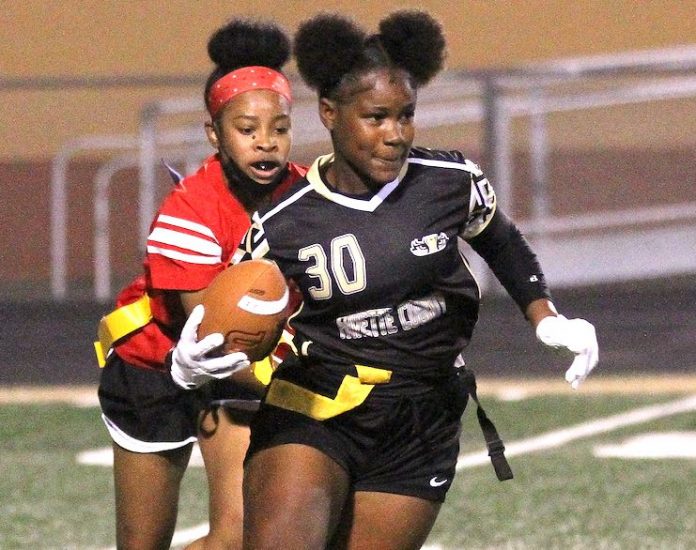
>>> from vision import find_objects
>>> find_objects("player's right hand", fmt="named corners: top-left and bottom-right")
top-left (535, 314), bottom-right (599, 390)
top-left (169, 304), bottom-right (250, 390)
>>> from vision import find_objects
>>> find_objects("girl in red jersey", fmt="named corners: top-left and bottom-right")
top-left (96, 18), bottom-right (306, 550)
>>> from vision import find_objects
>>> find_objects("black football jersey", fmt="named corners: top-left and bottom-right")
top-left (234, 147), bottom-right (498, 382)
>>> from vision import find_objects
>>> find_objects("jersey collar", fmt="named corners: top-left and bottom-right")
top-left (306, 154), bottom-right (408, 212)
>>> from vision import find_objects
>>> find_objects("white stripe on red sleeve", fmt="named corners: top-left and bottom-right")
top-left (156, 214), bottom-right (216, 238)
top-left (147, 214), bottom-right (222, 264)
top-left (146, 245), bottom-right (221, 265)
top-left (148, 227), bottom-right (221, 257)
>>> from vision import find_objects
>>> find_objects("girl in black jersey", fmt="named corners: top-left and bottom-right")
top-left (174, 9), bottom-right (600, 549)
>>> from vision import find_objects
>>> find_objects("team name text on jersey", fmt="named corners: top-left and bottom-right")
top-left (336, 292), bottom-right (447, 340)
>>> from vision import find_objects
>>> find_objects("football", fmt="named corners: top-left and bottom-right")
top-left (198, 259), bottom-right (290, 362)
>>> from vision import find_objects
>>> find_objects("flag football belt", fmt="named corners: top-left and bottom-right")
top-left (92, 295), bottom-right (276, 385)
top-left (94, 295), bottom-right (153, 367)
top-left (265, 364), bottom-right (392, 421)
top-left (458, 368), bottom-right (514, 482)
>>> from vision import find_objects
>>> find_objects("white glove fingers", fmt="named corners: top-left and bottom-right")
top-left (565, 346), bottom-right (598, 390)
top-left (169, 303), bottom-right (252, 389)
top-left (193, 332), bottom-right (225, 358)
top-left (201, 352), bottom-right (250, 373)
top-left (565, 354), bottom-right (587, 384)
top-left (181, 304), bottom-right (205, 344)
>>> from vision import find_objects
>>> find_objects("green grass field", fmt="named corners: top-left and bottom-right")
top-left (1, 379), bottom-right (695, 549)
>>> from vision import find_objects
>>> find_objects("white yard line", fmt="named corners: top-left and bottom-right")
top-left (594, 431), bottom-right (696, 458)
top-left (457, 393), bottom-right (696, 470)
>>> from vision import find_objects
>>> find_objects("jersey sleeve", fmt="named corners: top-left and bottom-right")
top-left (459, 161), bottom-right (497, 240)
top-left (146, 188), bottom-right (227, 291)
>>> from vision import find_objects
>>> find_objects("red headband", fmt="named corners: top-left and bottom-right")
top-left (207, 66), bottom-right (292, 118)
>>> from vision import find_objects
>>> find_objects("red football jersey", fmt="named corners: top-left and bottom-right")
top-left (113, 155), bottom-right (307, 370)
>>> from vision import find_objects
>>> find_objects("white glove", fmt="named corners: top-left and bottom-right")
top-left (535, 315), bottom-right (599, 390)
top-left (169, 304), bottom-right (250, 390)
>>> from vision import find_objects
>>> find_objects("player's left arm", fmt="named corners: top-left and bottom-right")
top-left (464, 176), bottom-right (599, 389)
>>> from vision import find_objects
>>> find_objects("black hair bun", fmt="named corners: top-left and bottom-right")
top-left (208, 18), bottom-right (290, 72)
top-left (294, 13), bottom-right (365, 92)
top-left (379, 10), bottom-right (447, 86)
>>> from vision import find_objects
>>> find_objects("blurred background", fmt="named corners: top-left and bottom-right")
top-left (1, 1), bottom-right (694, 385)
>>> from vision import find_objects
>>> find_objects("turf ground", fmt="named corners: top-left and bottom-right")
top-left (2, 377), bottom-right (695, 550)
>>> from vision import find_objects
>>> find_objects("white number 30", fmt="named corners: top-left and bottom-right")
top-left (298, 234), bottom-right (366, 300)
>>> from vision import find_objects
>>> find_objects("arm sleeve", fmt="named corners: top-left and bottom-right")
top-left (466, 208), bottom-right (552, 313)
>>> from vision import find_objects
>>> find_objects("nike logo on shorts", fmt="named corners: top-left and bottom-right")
top-left (429, 476), bottom-right (448, 487)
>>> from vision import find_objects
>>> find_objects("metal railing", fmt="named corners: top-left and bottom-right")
top-left (471, 44), bottom-right (696, 218)
top-left (50, 135), bottom-right (139, 300)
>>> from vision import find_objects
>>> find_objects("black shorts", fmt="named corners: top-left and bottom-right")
top-left (246, 359), bottom-right (464, 503)
top-left (98, 353), bottom-right (258, 453)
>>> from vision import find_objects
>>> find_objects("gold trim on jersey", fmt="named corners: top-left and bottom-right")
top-left (264, 363), bottom-right (392, 420)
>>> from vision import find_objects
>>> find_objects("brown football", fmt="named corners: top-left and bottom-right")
top-left (198, 259), bottom-right (290, 362)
